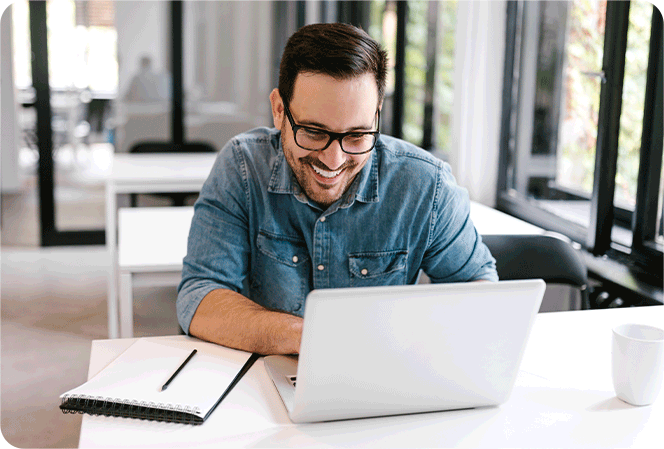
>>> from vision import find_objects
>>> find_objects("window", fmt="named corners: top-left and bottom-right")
top-left (368, 0), bottom-right (457, 154)
top-left (498, 1), bottom-right (663, 296)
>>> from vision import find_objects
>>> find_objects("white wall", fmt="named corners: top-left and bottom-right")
top-left (450, 0), bottom-right (506, 207)
top-left (1, 4), bottom-right (21, 193)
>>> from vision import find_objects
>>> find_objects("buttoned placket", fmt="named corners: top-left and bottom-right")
top-left (312, 212), bottom-right (331, 289)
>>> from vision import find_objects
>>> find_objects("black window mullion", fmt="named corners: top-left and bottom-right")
top-left (497, 0), bottom-right (523, 193)
top-left (171, 0), bottom-right (184, 144)
top-left (29, 1), bottom-right (56, 246)
top-left (29, 1), bottom-right (105, 246)
top-left (587, 0), bottom-right (631, 256)
top-left (633, 7), bottom-right (663, 253)
top-left (421, 1), bottom-right (438, 151)
top-left (297, 1), bottom-right (306, 29)
top-left (392, 0), bottom-right (407, 140)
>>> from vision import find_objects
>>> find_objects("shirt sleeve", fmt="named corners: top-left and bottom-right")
top-left (420, 163), bottom-right (498, 283)
top-left (176, 139), bottom-right (251, 333)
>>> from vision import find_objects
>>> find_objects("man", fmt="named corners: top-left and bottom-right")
top-left (177, 23), bottom-right (497, 355)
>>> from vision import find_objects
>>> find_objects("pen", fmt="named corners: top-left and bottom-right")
top-left (161, 349), bottom-right (197, 391)
top-left (203, 353), bottom-right (260, 420)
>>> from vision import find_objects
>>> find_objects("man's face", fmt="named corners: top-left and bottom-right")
top-left (270, 72), bottom-right (379, 208)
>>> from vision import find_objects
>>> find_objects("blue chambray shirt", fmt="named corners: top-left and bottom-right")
top-left (177, 127), bottom-right (497, 333)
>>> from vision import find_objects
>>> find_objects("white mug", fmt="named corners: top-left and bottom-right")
top-left (612, 323), bottom-right (664, 406)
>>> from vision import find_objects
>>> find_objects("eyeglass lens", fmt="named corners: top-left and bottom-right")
top-left (295, 128), bottom-right (377, 154)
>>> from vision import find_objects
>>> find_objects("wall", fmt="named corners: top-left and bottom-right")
top-left (1, 4), bottom-right (21, 193)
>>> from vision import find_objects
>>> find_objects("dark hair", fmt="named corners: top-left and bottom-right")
top-left (278, 23), bottom-right (388, 108)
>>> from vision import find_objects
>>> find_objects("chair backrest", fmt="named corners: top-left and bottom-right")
top-left (128, 141), bottom-right (216, 154)
top-left (481, 234), bottom-right (588, 289)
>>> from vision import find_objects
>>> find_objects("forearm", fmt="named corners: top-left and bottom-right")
top-left (188, 288), bottom-right (303, 355)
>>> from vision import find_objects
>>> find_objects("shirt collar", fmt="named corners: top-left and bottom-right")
top-left (267, 132), bottom-right (380, 206)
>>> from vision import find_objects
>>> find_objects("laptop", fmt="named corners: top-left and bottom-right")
top-left (264, 279), bottom-right (545, 423)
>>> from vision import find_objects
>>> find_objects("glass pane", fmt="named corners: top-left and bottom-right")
top-left (11, 0), bottom-right (31, 88)
top-left (435, 0), bottom-right (456, 154)
top-left (116, 1), bottom-right (170, 155)
top-left (558, 0), bottom-right (605, 199)
top-left (403, 1), bottom-right (427, 145)
top-left (182, 1), bottom-right (271, 155)
top-left (370, 0), bottom-right (397, 136)
top-left (46, 0), bottom-right (115, 231)
top-left (614, 1), bottom-right (652, 211)
top-left (508, 0), bottom-right (605, 235)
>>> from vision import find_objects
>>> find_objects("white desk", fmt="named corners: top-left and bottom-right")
top-left (106, 153), bottom-right (217, 338)
top-left (78, 306), bottom-right (664, 448)
top-left (114, 202), bottom-right (542, 338)
top-left (118, 207), bottom-right (195, 337)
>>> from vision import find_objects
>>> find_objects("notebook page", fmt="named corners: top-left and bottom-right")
top-left (61, 338), bottom-right (252, 418)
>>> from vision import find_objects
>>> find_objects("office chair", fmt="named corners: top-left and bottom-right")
top-left (481, 234), bottom-right (589, 310)
top-left (128, 141), bottom-right (216, 207)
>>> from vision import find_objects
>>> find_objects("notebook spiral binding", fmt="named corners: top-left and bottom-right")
top-left (60, 394), bottom-right (204, 425)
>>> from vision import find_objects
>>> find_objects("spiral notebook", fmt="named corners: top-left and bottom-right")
top-left (60, 338), bottom-right (255, 425)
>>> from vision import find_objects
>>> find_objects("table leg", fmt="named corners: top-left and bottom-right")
top-left (106, 181), bottom-right (119, 338)
top-left (119, 271), bottom-right (134, 338)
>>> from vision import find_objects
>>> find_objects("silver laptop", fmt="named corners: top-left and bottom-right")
top-left (264, 279), bottom-right (545, 423)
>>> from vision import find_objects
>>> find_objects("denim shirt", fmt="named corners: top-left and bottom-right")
top-left (177, 127), bottom-right (497, 333)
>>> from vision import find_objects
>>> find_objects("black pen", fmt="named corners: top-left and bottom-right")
top-left (203, 353), bottom-right (260, 421)
top-left (161, 349), bottom-right (197, 391)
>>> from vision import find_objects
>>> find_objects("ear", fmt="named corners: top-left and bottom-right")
top-left (269, 88), bottom-right (284, 129)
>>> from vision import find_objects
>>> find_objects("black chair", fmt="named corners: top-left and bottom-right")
top-left (128, 141), bottom-right (216, 207)
top-left (482, 234), bottom-right (589, 310)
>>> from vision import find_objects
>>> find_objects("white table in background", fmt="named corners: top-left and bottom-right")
top-left (78, 306), bottom-right (664, 448)
top-left (114, 202), bottom-right (542, 338)
top-left (118, 207), bottom-right (195, 338)
top-left (106, 153), bottom-right (217, 338)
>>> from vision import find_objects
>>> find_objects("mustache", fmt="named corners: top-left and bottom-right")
top-left (300, 155), bottom-right (356, 172)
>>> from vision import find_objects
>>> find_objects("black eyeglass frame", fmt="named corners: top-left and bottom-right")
top-left (283, 102), bottom-right (381, 155)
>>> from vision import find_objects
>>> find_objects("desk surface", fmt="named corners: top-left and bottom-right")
top-left (79, 306), bottom-right (663, 448)
top-left (118, 207), bottom-right (194, 271)
top-left (108, 153), bottom-right (217, 188)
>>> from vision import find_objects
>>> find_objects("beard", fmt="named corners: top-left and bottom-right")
top-left (281, 133), bottom-right (362, 208)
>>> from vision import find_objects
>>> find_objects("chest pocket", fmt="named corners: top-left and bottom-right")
top-left (253, 231), bottom-right (311, 315)
top-left (348, 250), bottom-right (408, 287)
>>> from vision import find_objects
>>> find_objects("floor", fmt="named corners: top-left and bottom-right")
top-left (1, 145), bottom-right (181, 448)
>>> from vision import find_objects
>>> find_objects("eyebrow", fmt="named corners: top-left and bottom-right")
top-left (297, 116), bottom-right (376, 133)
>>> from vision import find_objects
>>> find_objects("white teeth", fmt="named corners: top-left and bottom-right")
top-left (311, 164), bottom-right (342, 178)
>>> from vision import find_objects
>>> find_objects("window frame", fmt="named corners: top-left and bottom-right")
top-left (497, 1), bottom-right (663, 280)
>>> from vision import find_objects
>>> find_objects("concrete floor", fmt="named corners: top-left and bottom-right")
top-left (1, 148), bottom-right (182, 448)
top-left (1, 247), bottom-right (181, 448)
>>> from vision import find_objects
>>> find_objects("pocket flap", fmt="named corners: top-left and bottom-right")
top-left (349, 250), bottom-right (408, 279)
top-left (257, 231), bottom-right (310, 267)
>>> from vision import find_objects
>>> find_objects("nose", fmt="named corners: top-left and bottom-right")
top-left (317, 138), bottom-right (347, 170)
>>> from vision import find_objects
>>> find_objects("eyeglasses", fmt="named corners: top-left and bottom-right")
top-left (283, 103), bottom-right (380, 155)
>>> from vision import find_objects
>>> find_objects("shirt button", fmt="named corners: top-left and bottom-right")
top-left (320, 217), bottom-right (326, 222)
top-left (361, 268), bottom-right (368, 276)
top-left (317, 264), bottom-right (325, 271)
top-left (292, 256), bottom-right (298, 263)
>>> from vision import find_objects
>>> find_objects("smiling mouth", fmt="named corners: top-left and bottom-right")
top-left (311, 164), bottom-right (343, 179)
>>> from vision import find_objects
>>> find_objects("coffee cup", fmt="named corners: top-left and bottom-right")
top-left (612, 323), bottom-right (664, 406)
